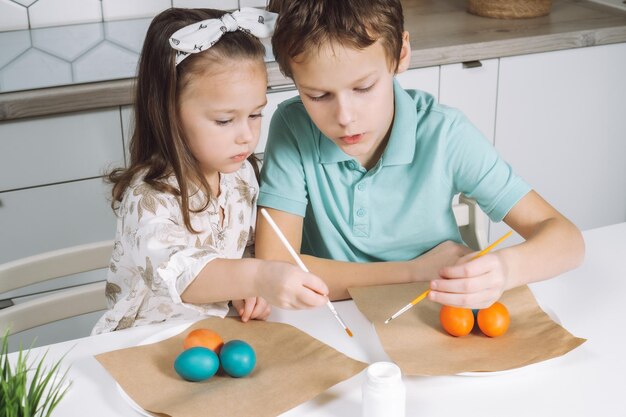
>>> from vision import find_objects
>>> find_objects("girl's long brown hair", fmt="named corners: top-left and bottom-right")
top-left (107, 8), bottom-right (264, 233)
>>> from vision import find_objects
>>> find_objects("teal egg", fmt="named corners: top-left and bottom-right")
top-left (174, 347), bottom-right (219, 382)
top-left (472, 309), bottom-right (479, 321)
top-left (219, 340), bottom-right (256, 378)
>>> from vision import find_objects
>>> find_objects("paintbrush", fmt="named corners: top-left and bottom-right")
top-left (260, 208), bottom-right (353, 337)
top-left (384, 230), bottom-right (513, 324)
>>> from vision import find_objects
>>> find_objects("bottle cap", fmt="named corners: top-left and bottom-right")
top-left (366, 362), bottom-right (402, 388)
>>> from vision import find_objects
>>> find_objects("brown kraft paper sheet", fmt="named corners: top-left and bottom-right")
top-left (348, 283), bottom-right (586, 376)
top-left (96, 317), bottom-right (367, 417)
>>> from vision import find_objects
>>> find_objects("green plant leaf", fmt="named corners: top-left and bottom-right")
top-left (1, 328), bottom-right (72, 417)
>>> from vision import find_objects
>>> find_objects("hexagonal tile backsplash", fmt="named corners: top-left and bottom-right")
top-left (0, 18), bottom-right (148, 92)
top-left (0, 0), bottom-right (271, 93)
top-left (0, 0), bottom-right (269, 32)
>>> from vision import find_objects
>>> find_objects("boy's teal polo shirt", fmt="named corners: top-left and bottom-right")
top-left (258, 79), bottom-right (531, 262)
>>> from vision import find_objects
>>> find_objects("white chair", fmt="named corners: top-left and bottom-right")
top-left (0, 240), bottom-right (112, 336)
top-left (453, 194), bottom-right (488, 251)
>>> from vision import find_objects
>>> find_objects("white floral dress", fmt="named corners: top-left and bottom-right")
top-left (92, 161), bottom-right (258, 334)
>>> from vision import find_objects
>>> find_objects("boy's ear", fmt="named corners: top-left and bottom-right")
top-left (396, 31), bottom-right (411, 74)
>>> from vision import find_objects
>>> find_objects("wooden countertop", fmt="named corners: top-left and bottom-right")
top-left (1, 0), bottom-right (625, 121)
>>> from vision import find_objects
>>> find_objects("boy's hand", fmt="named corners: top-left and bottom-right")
top-left (232, 297), bottom-right (271, 322)
top-left (428, 252), bottom-right (509, 309)
top-left (256, 262), bottom-right (329, 309)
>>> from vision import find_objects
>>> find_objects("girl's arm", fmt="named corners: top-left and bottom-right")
top-left (180, 256), bottom-right (328, 309)
top-left (429, 190), bottom-right (585, 308)
top-left (255, 207), bottom-right (471, 300)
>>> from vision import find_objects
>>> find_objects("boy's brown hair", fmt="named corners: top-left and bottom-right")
top-left (268, 0), bottom-right (404, 78)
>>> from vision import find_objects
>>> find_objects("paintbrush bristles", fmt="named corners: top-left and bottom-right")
top-left (383, 300), bottom-right (415, 324)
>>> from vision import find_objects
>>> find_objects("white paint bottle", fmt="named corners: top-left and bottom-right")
top-left (362, 361), bottom-right (406, 417)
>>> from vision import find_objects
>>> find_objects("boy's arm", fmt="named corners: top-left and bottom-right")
top-left (500, 190), bottom-right (584, 286)
top-left (430, 190), bottom-right (585, 308)
top-left (255, 207), bottom-right (471, 300)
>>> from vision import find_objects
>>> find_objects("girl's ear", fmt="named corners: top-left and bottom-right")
top-left (396, 31), bottom-right (411, 74)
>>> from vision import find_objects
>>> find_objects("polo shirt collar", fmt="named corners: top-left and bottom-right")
top-left (319, 132), bottom-right (351, 164)
top-left (382, 78), bottom-right (417, 166)
top-left (318, 78), bottom-right (417, 166)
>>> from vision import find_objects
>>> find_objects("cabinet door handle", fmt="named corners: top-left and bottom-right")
top-left (462, 60), bottom-right (483, 69)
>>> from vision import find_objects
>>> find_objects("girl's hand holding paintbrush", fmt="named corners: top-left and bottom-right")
top-left (253, 261), bottom-right (330, 309)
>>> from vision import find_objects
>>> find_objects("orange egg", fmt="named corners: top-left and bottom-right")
top-left (183, 329), bottom-right (224, 353)
top-left (477, 302), bottom-right (510, 337)
top-left (439, 305), bottom-right (475, 337)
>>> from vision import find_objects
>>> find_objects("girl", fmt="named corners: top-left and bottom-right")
top-left (92, 8), bottom-right (328, 334)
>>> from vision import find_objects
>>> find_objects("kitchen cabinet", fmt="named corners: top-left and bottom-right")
top-left (259, 87), bottom-right (299, 155)
top-left (0, 107), bottom-right (123, 264)
top-left (439, 59), bottom-right (498, 145)
top-left (0, 178), bottom-right (116, 264)
top-left (0, 108), bottom-right (125, 191)
top-left (438, 58), bottom-right (499, 241)
top-left (395, 65), bottom-right (439, 101)
top-left (490, 42), bottom-right (626, 242)
top-left (121, 105), bottom-right (132, 166)
top-left (396, 61), bottom-right (498, 144)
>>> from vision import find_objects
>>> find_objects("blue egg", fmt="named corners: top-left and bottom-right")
top-left (219, 340), bottom-right (256, 378)
top-left (472, 309), bottom-right (479, 321)
top-left (174, 347), bottom-right (219, 382)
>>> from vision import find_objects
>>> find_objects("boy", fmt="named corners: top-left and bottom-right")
top-left (256, 0), bottom-right (584, 307)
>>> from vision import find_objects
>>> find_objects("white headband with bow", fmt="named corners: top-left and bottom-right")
top-left (169, 8), bottom-right (278, 65)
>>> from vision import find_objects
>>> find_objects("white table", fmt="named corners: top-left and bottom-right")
top-left (8, 223), bottom-right (626, 416)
